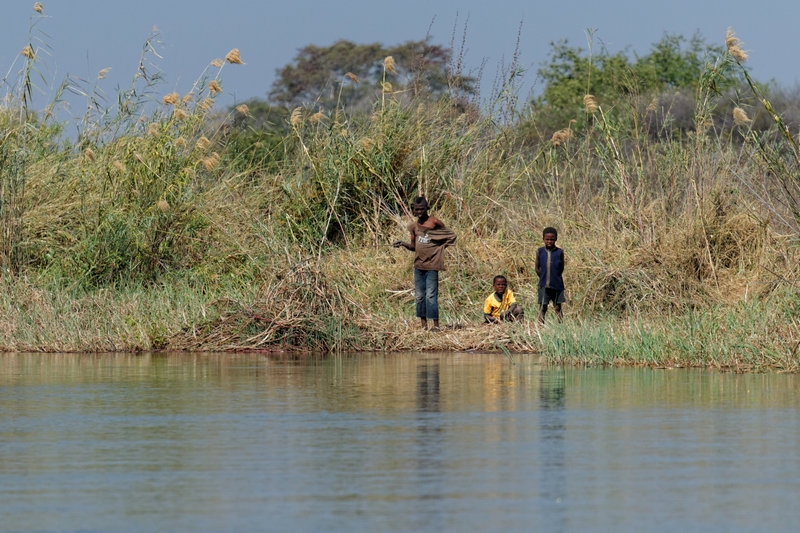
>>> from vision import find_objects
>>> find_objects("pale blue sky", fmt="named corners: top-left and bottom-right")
top-left (2, 0), bottom-right (797, 116)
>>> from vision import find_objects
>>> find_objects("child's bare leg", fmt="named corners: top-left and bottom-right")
top-left (554, 303), bottom-right (563, 323)
top-left (420, 318), bottom-right (428, 330)
top-left (432, 319), bottom-right (440, 330)
top-left (538, 304), bottom-right (547, 324)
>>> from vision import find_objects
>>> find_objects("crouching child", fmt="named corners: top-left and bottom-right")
top-left (484, 275), bottom-right (524, 323)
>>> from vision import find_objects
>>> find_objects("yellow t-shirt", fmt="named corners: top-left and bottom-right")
top-left (483, 289), bottom-right (517, 318)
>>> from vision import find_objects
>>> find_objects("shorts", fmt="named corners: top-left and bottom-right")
top-left (538, 287), bottom-right (566, 305)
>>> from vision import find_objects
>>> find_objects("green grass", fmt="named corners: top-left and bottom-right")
top-left (0, 276), bottom-right (221, 352)
top-left (538, 300), bottom-right (800, 372)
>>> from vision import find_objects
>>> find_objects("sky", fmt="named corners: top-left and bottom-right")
top-left (2, 0), bottom-right (798, 120)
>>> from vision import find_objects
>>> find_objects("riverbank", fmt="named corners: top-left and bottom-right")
top-left (2, 233), bottom-right (798, 372)
top-left (2, 21), bottom-right (799, 371)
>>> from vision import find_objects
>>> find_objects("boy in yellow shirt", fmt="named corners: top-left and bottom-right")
top-left (483, 275), bottom-right (523, 323)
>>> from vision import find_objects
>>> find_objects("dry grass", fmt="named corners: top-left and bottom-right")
top-left (2, 20), bottom-right (800, 372)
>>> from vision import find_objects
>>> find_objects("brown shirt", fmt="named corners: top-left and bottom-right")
top-left (408, 221), bottom-right (457, 271)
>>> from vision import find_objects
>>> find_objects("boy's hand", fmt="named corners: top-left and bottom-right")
top-left (392, 240), bottom-right (404, 248)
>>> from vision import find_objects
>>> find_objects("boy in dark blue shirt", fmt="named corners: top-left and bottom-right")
top-left (535, 227), bottom-right (565, 323)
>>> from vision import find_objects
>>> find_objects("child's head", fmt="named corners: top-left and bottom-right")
top-left (492, 275), bottom-right (508, 295)
top-left (412, 196), bottom-right (429, 217)
top-left (542, 227), bottom-right (558, 248)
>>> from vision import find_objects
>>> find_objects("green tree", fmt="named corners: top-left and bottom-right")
top-left (527, 38), bottom-right (635, 138)
top-left (634, 32), bottom-right (725, 91)
top-left (524, 33), bottom-right (730, 142)
top-left (268, 38), bottom-right (476, 111)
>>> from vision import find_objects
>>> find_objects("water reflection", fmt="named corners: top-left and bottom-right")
top-left (416, 359), bottom-right (440, 413)
top-left (1, 352), bottom-right (800, 533)
top-left (539, 369), bottom-right (567, 527)
top-left (414, 359), bottom-right (444, 530)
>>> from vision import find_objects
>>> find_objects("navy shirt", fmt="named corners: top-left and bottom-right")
top-left (536, 246), bottom-right (565, 290)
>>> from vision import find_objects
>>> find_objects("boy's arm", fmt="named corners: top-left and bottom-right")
top-left (483, 296), bottom-right (498, 323)
top-left (535, 251), bottom-right (542, 276)
top-left (393, 227), bottom-right (417, 250)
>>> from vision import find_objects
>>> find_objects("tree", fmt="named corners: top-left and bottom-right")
top-left (524, 33), bottom-right (731, 141)
top-left (634, 32), bottom-right (725, 91)
top-left (267, 38), bottom-right (476, 111)
top-left (535, 39), bottom-right (634, 112)
top-left (527, 39), bottom-right (636, 138)
top-left (535, 33), bottom-right (726, 114)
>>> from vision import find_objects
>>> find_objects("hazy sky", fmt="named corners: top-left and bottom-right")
top-left (2, 0), bottom-right (797, 117)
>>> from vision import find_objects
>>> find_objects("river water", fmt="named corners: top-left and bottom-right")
top-left (1, 352), bottom-right (799, 532)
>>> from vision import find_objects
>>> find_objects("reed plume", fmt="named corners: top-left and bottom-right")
top-left (551, 128), bottom-right (572, 146)
top-left (290, 107), bottom-right (303, 126)
top-left (733, 107), bottom-right (751, 126)
top-left (201, 152), bottom-right (220, 171)
top-left (195, 136), bottom-right (211, 152)
top-left (725, 28), bottom-right (748, 62)
top-left (173, 108), bottom-right (188, 121)
top-left (225, 49), bottom-right (244, 64)
top-left (583, 94), bottom-right (598, 113)
top-left (162, 92), bottom-right (180, 106)
top-left (208, 80), bottom-right (222, 94)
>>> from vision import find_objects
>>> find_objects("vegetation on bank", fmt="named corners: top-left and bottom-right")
top-left (2, 6), bottom-right (800, 371)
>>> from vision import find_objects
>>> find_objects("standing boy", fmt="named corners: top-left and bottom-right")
top-left (483, 275), bottom-right (524, 323)
top-left (535, 227), bottom-right (565, 323)
top-left (393, 196), bottom-right (457, 331)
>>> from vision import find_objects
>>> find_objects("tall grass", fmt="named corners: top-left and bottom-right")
top-left (1, 11), bottom-right (65, 275)
top-left (541, 293), bottom-right (800, 372)
top-left (1, 12), bottom-right (799, 370)
top-left (0, 274), bottom-right (219, 352)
